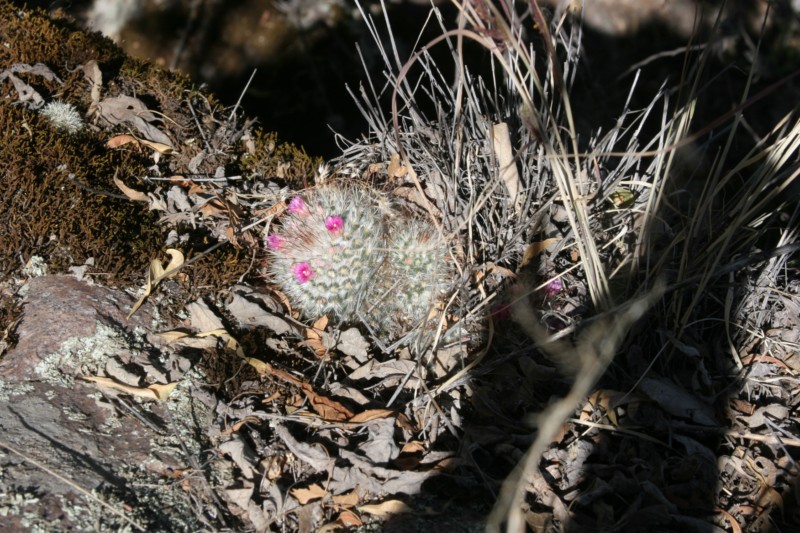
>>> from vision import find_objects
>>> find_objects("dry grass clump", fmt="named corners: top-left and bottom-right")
top-left (329, 0), bottom-right (800, 530)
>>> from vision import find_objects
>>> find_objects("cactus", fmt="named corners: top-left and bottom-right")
top-left (265, 182), bottom-right (455, 345)
top-left (265, 183), bottom-right (388, 321)
top-left (362, 221), bottom-right (452, 340)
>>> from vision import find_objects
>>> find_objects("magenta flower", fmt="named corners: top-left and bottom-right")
top-left (325, 215), bottom-right (344, 234)
top-left (265, 234), bottom-right (284, 249)
top-left (288, 196), bottom-right (307, 215)
top-left (545, 277), bottom-right (563, 296)
top-left (293, 262), bottom-right (314, 284)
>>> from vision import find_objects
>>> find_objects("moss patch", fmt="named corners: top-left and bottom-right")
top-left (0, 0), bottom-right (321, 341)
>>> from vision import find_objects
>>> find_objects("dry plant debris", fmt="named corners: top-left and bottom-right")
top-left (1, 1), bottom-right (800, 532)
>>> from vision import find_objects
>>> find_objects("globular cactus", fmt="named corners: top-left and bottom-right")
top-left (265, 183), bottom-right (388, 321)
top-left (362, 221), bottom-right (452, 340)
top-left (265, 182), bottom-right (454, 345)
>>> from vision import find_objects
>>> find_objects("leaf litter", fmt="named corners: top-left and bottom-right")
top-left (7, 3), bottom-right (800, 532)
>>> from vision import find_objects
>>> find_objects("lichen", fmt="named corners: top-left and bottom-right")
top-left (33, 322), bottom-right (142, 386)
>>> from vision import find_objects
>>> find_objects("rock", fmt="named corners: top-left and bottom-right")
top-left (0, 275), bottom-right (159, 382)
top-left (0, 275), bottom-right (214, 531)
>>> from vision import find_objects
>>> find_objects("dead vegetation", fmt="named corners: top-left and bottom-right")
top-left (1, 0), bottom-right (799, 532)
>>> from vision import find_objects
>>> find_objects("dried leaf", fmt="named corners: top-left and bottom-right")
top-left (113, 175), bottom-right (150, 202)
top-left (219, 436), bottom-right (257, 479)
top-left (106, 134), bottom-right (173, 154)
top-left (186, 299), bottom-right (224, 332)
top-left (96, 95), bottom-right (173, 147)
top-left (305, 386), bottom-right (355, 421)
top-left (639, 376), bottom-right (716, 426)
top-left (520, 238), bottom-right (559, 269)
top-left (291, 483), bottom-right (327, 505)
top-left (335, 510), bottom-right (362, 527)
top-left (128, 249), bottom-right (184, 318)
top-left (305, 315), bottom-right (331, 357)
top-left (107, 134), bottom-right (140, 149)
top-left (226, 290), bottom-right (299, 336)
top-left (138, 138), bottom-right (174, 154)
top-left (332, 491), bottom-right (360, 509)
top-left (358, 500), bottom-right (413, 517)
top-left (83, 376), bottom-right (178, 400)
top-left (82, 60), bottom-right (102, 104)
top-left (337, 328), bottom-right (369, 361)
top-left (348, 409), bottom-right (400, 424)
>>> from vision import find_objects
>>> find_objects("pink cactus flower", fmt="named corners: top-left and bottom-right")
top-left (293, 262), bottom-right (314, 284)
top-left (266, 234), bottom-right (284, 249)
top-left (545, 277), bottom-right (563, 296)
top-left (325, 215), bottom-right (344, 234)
top-left (288, 196), bottom-right (307, 215)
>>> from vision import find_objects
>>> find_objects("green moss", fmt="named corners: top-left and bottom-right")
top-left (0, 1), bottom-right (320, 293)
top-left (240, 128), bottom-right (322, 187)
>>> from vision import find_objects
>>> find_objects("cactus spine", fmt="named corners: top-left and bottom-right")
top-left (265, 182), bottom-right (452, 343)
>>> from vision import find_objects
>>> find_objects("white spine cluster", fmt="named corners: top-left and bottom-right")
top-left (39, 101), bottom-right (84, 134)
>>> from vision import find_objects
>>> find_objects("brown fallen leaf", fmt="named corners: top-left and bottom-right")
top-left (246, 358), bottom-right (354, 421)
top-left (304, 315), bottom-right (330, 358)
top-left (96, 94), bottom-right (173, 147)
top-left (358, 499), bottom-right (414, 517)
top-left (107, 133), bottom-right (174, 154)
top-left (520, 238), bottom-right (559, 269)
top-left (332, 491), bottom-right (360, 509)
top-left (347, 409), bottom-right (399, 424)
top-left (83, 376), bottom-right (178, 400)
top-left (128, 249), bottom-right (185, 318)
top-left (335, 510), bottom-right (362, 527)
top-left (107, 134), bottom-right (140, 149)
top-left (113, 174), bottom-right (150, 203)
top-left (291, 483), bottom-right (327, 505)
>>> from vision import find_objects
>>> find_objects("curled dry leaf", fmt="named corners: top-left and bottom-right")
top-left (128, 249), bottom-right (185, 318)
top-left (358, 499), bottom-right (414, 517)
top-left (82, 60), bottom-right (102, 104)
top-left (246, 358), bottom-right (354, 421)
top-left (113, 174), bottom-right (152, 203)
top-left (107, 133), bottom-right (174, 154)
top-left (96, 94), bottom-right (174, 147)
top-left (83, 376), bottom-right (178, 400)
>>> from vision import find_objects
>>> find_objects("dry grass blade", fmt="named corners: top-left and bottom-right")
top-left (488, 280), bottom-right (664, 532)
